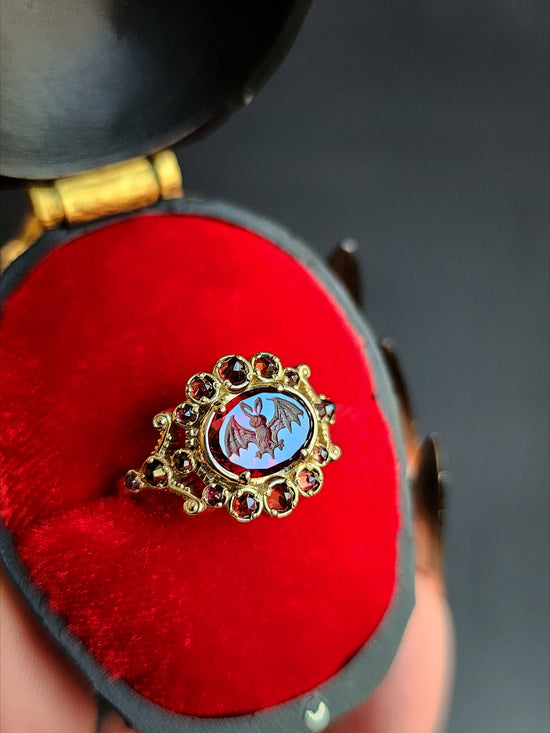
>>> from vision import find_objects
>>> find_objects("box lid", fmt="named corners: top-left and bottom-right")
top-left (0, 0), bottom-right (310, 180)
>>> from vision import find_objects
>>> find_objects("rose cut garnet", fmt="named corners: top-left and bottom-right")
top-left (284, 369), bottom-right (300, 386)
top-left (297, 467), bottom-right (320, 495)
top-left (267, 482), bottom-right (295, 514)
top-left (188, 375), bottom-right (216, 401)
top-left (232, 492), bottom-right (259, 519)
top-left (314, 446), bottom-right (329, 464)
top-left (175, 403), bottom-right (196, 425)
top-left (204, 484), bottom-right (225, 507)
top-left (143, 458), bottom-right (168, 487)
top-left (124, 470), bottom-right (141, 492)
top-left (315, 399), bottom-right (336, 421)
top-left (218, 356), bottom-right (249, 387)
top-left (254, 355), bottom-right (278, 379)
top-left (173, 450), bottom-right (192, 473)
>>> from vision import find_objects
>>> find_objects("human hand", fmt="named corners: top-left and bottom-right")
top-left (0, 344), bottom-right (454, 733)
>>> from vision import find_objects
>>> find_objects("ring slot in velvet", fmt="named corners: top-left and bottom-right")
top-left (0, 198), bottom-right (414, 732)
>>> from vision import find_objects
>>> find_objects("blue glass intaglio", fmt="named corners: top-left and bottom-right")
top-left (206, 387), bottom-right (314, 478)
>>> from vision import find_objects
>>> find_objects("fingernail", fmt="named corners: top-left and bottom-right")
top-left (414, 434), bottom-right (446, 539)
top-left (379, 338), bottom-right (415, 424)
top-left (327, 238), bottom-right (362, 306)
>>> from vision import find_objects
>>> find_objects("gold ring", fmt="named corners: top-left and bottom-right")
top-left (125, 353), bottom-right (341, 521)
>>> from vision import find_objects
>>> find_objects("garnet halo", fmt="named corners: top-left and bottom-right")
top-left (125, 353), bottom-right (341, 521)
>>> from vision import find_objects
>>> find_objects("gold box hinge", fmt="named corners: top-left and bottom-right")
top-left (28, 150), bottom-right (183, 229)
top-left (0, 213), bottom-right (45, 273)
top-left (1, 150), bottom-right (182, 273)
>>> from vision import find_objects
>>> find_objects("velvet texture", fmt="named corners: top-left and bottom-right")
top-left (0, 214), bottom-right (400, 716)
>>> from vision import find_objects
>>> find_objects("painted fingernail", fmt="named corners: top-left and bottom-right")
top-left (379, 338), bottom-right (415, 424)
top-left (414, 434), bottom-right (446, 538)
top-left (327, 238), bottom-right (362, 306)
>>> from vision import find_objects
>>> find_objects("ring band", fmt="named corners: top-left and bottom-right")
top-left (125, 352), bottom-right (341, 521)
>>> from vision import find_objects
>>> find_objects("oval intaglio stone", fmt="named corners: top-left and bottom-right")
top-left (206, 387), bottom-right (314, 479)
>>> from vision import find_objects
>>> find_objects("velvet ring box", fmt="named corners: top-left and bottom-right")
top-left (0, 2), bottom-right (414, 732)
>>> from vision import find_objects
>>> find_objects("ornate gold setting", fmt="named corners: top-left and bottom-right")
top-left (125, 353), bottom-right (341, 521)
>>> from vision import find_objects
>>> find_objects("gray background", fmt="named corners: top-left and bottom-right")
top-left (1, 1), bottom-right (548, 731)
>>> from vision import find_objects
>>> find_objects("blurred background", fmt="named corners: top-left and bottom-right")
top-left (1, 1), bottom-right (548, 731)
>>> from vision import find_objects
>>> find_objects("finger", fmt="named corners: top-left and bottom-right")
top-left (379, 340), bottom-right (447, 580)
top-left (0, 569), bottom-right (97, 733)
top-left (99, 711), bottom-right (139, 733)
top-left (326, 571), bottom-right (455, 733)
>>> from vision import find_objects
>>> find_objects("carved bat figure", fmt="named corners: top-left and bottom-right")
top-left (224, 396), bottom-right (304, 460)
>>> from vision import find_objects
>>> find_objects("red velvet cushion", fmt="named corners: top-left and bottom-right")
top-left (0, 213), bottom-right (400, 716)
